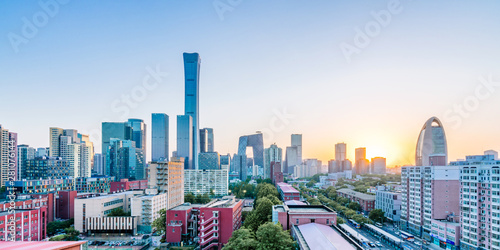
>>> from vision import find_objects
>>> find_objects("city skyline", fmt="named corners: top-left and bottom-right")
top-left (2, 1), bottom-right (500, 167)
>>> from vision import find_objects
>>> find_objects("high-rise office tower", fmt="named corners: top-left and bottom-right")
top-left (127, 118), bottom-right (146, 176)
top-left (102, 122), bottom-right (132, 168)
top-left (17, 144), bottom-right (35, 180)
top-left (36, 147), bottom-right (49, 157)
top-left (49, 127), bottom-right (63, 157)
top-left (50, 127), bottom-right (93, 178)
top-left (237, 133), bottom-right (264, 170)
top-left (0, 126), bottom-right (18, 186)
top-left (355, 147), bottom-right (369, 175)
top-left (291, 134), bottom-right (302, 163)
top-left (371, 157), bottom-right (386, 174)
top-left (220, 154), bottom-right (231, 170)
top-left (198, 152), bottom-right (220, 170)
top-left (285, 146), bottom-right (299, 174)
top-left (415, 117), bottom-right (448, 166)
top-left (200, 128), bottom-right (208, 153)
top-left (264, 144), bottom-right (282, 179)
top-left (177, 115), bottom-right (193, 169)
top-left (183, 53), bottom-right (201, 169)
top-left (94, 153), bottom-right (104, 175)
top-left (152, 113), bottom-right (169, 161)
top-left (106, 138), bottom-right (143, 180)
top-left (200, 128), bottom-right (214, 153)
top-left (335, 143), bottom-right (347, 161)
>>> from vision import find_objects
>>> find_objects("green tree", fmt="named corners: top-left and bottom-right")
top-left (256, 183), bottom-right (279, 199)
top-left (201, 193), bottom-right (211, 203)
top-left (306, 180), bottom-right (316, 188)
top-left (255, 222), bottom-right (295, 250)
top-left (244, 197), bottom-right (274, 232)
top-left (152, 208), bottom-right (167, 232)
top-left (184, 193), bottom-right (195, 203)
top-left (107, 208), bottom-right (129, 216)
top-left (224, 227), bottom-right (258, 250)
top-left (344, 209), bottom-right (356, 219)
top-left (369, 209), bottom-right (385, 223)
top-left (63, 226), bottom-right (80, 241)
top-left (337, 217), bottom-right (345, 224)
top-left (47, 219), bottom-right (73, 236)
top-left (348, 202), bottom-right (361, 212)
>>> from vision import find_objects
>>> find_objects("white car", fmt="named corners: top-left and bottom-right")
top-left (415, 241), bottom-right (422, 246)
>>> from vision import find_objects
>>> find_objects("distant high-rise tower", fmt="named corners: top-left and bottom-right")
top-left (415, 117), bottom-right (447, 166)
top-left (200, 128), bottom-right (214, 153)
top-left (152, 113), bottom-right (169, 161)
top-left (291, 134), bottom-right (302, 163)
top-left (355, 147), bottom-right (369, 175)
top-left (183, 52), bottom-right (201, 169)
top-left (127, 119), bottom-right (146, 175)
top-left (177, 115), bottom-right (193, 169)
top-left (0, 126), bottom-right (18, 186)
top-left (371, 157), bottom-right (386, 174)
top-left (94, 153), bottom-right (104, 175)
top-left (264, 144), bottom-right (283, 179)
top-left (335, 143), bottom-right (346, 161)
top-left (102, 122), bottom-right (132, 167)
top-left (17, 144), bottom-right (35, 180)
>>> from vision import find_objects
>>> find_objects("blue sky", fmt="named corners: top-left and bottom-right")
top-left (1, 0), bottom-right (500, 166)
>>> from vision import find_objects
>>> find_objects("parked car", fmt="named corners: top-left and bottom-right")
top-left (415, 241), bottom-right (422, 246)
top-left (375, 241), bottom-right (382, 247)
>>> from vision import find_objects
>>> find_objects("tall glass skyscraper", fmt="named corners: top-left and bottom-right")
top-left (200, 128), bottom-right (214, 153)
top-left (183, 53), bottom-right (201, 169)
top-left (152, 113), bottom-right (169, 161)
top-left (101, 122), bottom-right (132, 168)
top-left (127, 118), bottom-right (146, 162)
top-left (177, 115), bottom-right (193, 169)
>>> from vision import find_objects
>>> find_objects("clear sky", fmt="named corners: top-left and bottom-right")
top-left (1, 0), bottom-right (500, 167)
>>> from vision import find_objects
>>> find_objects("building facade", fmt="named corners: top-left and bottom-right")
top-left (198, 152), bottom-right (220, 170)
top-left (337, 188), bottom-right (376, 214)
top-left (375, 189), bottom-right (402, 222)
top-left (75, 176), bottom-right (114, 193)
top-left (184, 169), bottom-right (228, 197)
top-left (110, 179), bottom-right (148, 193)
top-left (152, 113), bottom-right (169, 162)
top-left (272, 204), bottom-right (337, 230)
top-left (400, 165), bottom-right (460, 240)
top-left (148, 159), bottom-right (184, 209)
top-left (264, 144), bottom-right (282, 179)
top-left (23, 157), bottom-right (70, 180)
top-left (276, 182), bottom-right (300, 201)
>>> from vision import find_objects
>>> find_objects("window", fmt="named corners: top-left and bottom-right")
top-left (326, 219), bottom-right (329, 224)
top-left (175, 213), bottom-right (178, 217)
top-left (311, 219), bottom-right (315, 223)
top-left (296, 219), bottom-right (299, 224)
top-left (172, 228), bottom-right (175, 232)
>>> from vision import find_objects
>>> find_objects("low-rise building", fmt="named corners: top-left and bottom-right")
top-left (131, 189), bottom-right (167, 229)
top-left (430, 219), bottom-right (460, 250)
top-left (291, 223), bottom-right (356, 250)
top-left (166, 196), bottom-right (243, 249)
top-left (337, 188), bottom-right (376, 214)
top-left (74, 190), bottom-right (143, 233)
top-left (6, 178), bottom-right (75, 195)
top-left (0, 207), bottom-right (48, 241)
top-left (75, 176), bottom-right (114, 193)
top-left (276, 182), bottom-right (300, 201)
top-left (375, 189), bottom-right (401, 222)
top-left (272, 204), bottom-right (337, 230)
top-left (110, 179), bottom-right (148, 192)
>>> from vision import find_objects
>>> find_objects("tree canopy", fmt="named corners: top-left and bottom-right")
top-left (152, 208), bottom-right (166, 232)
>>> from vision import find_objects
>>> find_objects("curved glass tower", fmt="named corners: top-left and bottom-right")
top-left (415, 117), bottom-right (448, 166)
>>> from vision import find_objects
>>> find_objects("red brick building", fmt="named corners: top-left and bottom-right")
top-left (166, 196), bottom-right (243, 249)
top-left (272, 204), bottom-right (337, 230)
top-left (276, 182), bottom-right (300, 201)
top-left (336, 188), bottom-right (376, 214)
top-left (110, 179), bottom-right (148, 192)
top-left (0, 206), bottom-right (47, 241)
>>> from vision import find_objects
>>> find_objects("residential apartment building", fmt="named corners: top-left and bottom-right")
top-left (75, 176), bottom-right (114, 193)
top-left (453, 154), bottom-right (500, 250)
top-left (110, 179), bottom-right (148, 192)
top-left (400, 165), bottom-right (460, 242)
top-left (375, 189), bottom-right (402, 222)
top-left (130, 190), bottom-right (167, 228)
top-left (184, 169), bottom-right (228, 197)
top-left (0, 207), bottom-right (47, 241)
top-left (148, 158), bottom-right (184, 209)
top-left (276, 182), bottom-right (300, 201)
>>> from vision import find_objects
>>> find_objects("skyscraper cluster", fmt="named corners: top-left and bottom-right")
top-left (49, 127), bottom-right (94, 178)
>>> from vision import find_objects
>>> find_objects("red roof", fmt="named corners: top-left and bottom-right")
top-left (0, 241), bottom-right (86, 250)
top-left (277, 182), bottom-right (300, 194)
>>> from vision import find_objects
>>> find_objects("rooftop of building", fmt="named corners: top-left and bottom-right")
top-left (284, 200), bottom-right (307, 206)
top-left (75, 190), bottom-right (142, 200)
top-left (277, 182), bottom-right (300, 193)
top-left (170, 196), bottom-right (241, 211)
top-left (286, 205), bottom-right (335, 213)
top-left (294, 223), bottom-right (356, 250)
top-left (337, 188), bottom-right (376, 201)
